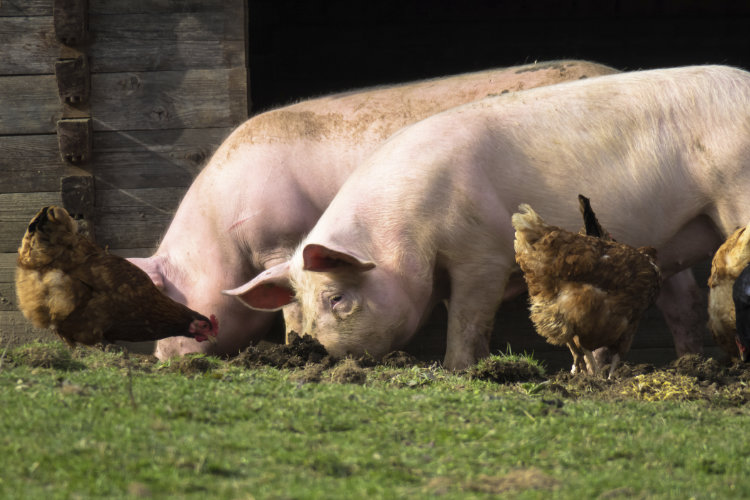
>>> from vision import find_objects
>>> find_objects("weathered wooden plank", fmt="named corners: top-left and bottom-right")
top-left (0, 75), bottom-right (61, 135)
top-left (0, 4), bottom-right (246, 73)
top-left (90, 0), bottom-right (243, 15)
top-left (0, 253), bottom-right (18, 312)
top-left (92, 127), bottom-right (231, 189)
top-left (94, 187), bottom-right (185, 249)
top-left (0, 253), bottom-right (17, 282)
top-left (0, 311), bottom-right (56, 348)
top-left (0, 135), bottom-right (86, 193)
top-left (0, 16), bottom-right (57, 75)
top-left (0, 129), bottom-right (233, 193)
top-left (91, 68), bottom-right (247, 131)
top-left (88, 13), bottom-right (245, 72)
top-left (0, 1), bottom-right (52, 16)
top-left (0, 282), bottom-right (17, 312)
top-left (0, 70), bottom-right (246, 135)
top-left (0, 192), bottom-right (63, 253)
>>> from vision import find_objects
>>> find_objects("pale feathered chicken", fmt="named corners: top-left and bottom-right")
top-left (733, 263), bottom-right (750, 362)
top-left (15, 206), bottom-right (218, 347)
top-left (707, 225), bottom-right (750, 360)
top-left (512, 201), bottom-right (661, 377)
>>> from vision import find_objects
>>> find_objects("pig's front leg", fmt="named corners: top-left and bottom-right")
top-left (443, 260), bottom-right (511, 370)
top-left (656, 268), bottom-right (706, 355)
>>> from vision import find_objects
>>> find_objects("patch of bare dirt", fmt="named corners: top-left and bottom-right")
top-left (467, 468), bottom-right (560, 494)
top-left (207, 337), bottom-right (750, 403)
top-left (380, 351), bottom-right (424, 368)
top-left (233, 334), bottom-right (423, 384)
top-left (426, 467), bottom-right (559, 495)
top-left (328, 358), bottom-right (367, 384)
top-left (544, 354), bottom-right (750, 405)
top-left (230, 332), bottom-right (334, 369)
top-left (160, 354), bottom-right (220, 375)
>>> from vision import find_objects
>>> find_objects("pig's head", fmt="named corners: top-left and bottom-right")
top-left (129, 254), bottom-right (277, 358)
top-left (223, 242), bottom-right (422, 360)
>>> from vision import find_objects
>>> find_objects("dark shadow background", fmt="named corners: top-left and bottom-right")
top-left (247, 0), bottom-right (750, 113)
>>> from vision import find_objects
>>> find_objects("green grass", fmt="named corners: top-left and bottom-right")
top-left (1, 343), bottom-right (749, 499)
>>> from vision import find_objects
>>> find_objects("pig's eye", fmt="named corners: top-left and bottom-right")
top-left (329, 294), bottom-right (343, 307)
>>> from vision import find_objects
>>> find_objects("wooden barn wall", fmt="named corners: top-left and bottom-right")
top-left (0, 0), bottom-right (247, 347)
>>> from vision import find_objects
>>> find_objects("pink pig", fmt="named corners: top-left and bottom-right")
top-left (129, 60), bottom-right (618, 359)
top-left (233, 65), bottom-right (746, 369)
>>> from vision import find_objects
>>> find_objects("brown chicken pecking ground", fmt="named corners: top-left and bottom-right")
top-left (15, 206), bottom-right (218, 347)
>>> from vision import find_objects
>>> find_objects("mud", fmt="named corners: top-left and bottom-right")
top-left (545, 354), bottom-right (750, 404)
top-left (160, 354), bottom-right (221, 375)
top-left (9, 338), bottom-right (750, 404)
top-left (230, 332), bottom-right (334, 370)
top-left (222, 337), bottom-right (750, 403)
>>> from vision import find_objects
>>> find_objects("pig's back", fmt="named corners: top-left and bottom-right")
top-left (334, 65), bottom-right (750, 247)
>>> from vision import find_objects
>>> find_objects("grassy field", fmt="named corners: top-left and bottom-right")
top-left (1, 341), bottom-right (749, 499)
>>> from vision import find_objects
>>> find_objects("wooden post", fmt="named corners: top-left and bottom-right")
top-left (56, 118), bottom-right (92, 164)
top-left (54, 56), bottom-right (90, 105)
top-left (61, 175), bottom-right (96, 241)
top-left (53, 0), bottom-right (89, 46)
top-left (54, 0), bottom-right (95, 242)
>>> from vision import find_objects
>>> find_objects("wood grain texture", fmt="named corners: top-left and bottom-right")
top-left (0, 75), bottom-right (61, 134)
top-left (0, 135), bottom-right (84, 193)
top-left (89, 0), bottom-right (244, 15)
top-left (88, 12), bottom-right (245, 72)
top-left (92, 128), bottom-right (232, 189)
top-left (91, 68), bottom-right (247, 131)
top-left (0, 193), bottom-right (63, 253)
top-left (0, 16), bottom-right (57, 75)
top-left (0, 1), bottom-right (52, 17)
top-left (93, 187), bottom-right (185, 249)
top-left (0, 311), bottom-right (56, 347)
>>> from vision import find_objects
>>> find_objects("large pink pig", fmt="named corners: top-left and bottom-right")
top-left (232, 65), bottom-right (747, 370)
top-left (129, 60), bottom-right (619, 359)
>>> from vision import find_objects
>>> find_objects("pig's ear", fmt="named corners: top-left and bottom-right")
top-left (128, 257), bottom-right (166, 290)
top-left (302, 243), bottom-right (376, 272)
top-left (222, 261), bottom-right (295, 311)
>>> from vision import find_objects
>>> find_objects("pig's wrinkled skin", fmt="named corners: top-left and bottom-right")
top-left (235, 65), bottom-right (746, 370)
top-left (129, 60), bottom-right (618, 359)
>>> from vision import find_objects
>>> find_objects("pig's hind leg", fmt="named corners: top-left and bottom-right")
top-left (656, 268), bottom-right (706, 356)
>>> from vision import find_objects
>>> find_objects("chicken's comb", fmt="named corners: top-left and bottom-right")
top-left (208, 314), bottom-right (219, 336)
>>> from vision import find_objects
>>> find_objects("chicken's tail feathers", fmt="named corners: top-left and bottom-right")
top-left (578, 194), bottom-right (606, 239)
top-left (512, 203), bottom-right (551, 251)
top-left (730, 225), bottom-right (750, 265)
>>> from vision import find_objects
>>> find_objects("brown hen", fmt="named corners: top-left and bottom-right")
top-left (15, 206), bottom-right (218, 348)
top-left (707, 225), bottom-right (750, 360)
top-left (512, 202), bottom-right (661, 377)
